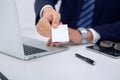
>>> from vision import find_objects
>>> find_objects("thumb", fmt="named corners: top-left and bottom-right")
top-left (52, 12), bottom-right (61, 28)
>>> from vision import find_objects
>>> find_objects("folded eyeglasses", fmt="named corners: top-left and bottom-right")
top-left (100, 41), bottom-right (120, 51)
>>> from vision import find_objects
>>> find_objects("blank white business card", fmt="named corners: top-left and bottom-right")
top-left (52, 24), bottom-right (69, 42)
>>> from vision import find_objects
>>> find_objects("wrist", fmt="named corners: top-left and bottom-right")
top-left (78, 28), bottom-right (87, 44)
top-left (88, 28), bottom-right (101, 43)
top-left (87, 30), bottom-right (93, 42)
top-left (40, 5), bottom-right (53, 17)
top-left (78, 28), bottom-right (93, 44)
top-left (42, 6), bottom-right (54, 17)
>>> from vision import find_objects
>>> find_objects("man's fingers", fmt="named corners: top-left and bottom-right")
top-left (46, 39), bottom-right (52, 46)
top-left (54, 42), bottom-right (62, 47)
top-left (46, 39), bottom-right (55, 47)
top-left (36, 17), bottom-right (52, 37)
top-left (46, 39), bottom-right (62, 47)
top-left (52, 12), bottom-right (61, 28)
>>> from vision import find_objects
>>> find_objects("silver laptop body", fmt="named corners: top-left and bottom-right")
top-left (0, 0), bottom-right (68, 60)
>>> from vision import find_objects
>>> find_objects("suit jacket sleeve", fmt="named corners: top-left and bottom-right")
top-left (93, 21), bottom-right (120, 42)
top-left (34, 0), bottom-right (58, 24)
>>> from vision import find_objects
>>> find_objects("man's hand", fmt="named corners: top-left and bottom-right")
top-left (68, 28), bottom-right (93, 44)
top-left (46, 27), bottom-right (93, 47)
top-left (68, 28), bottom-right (82, 43)
top-left (46, 28), bottom-right (82, 47)
top-left (36, 7), bottom-right (61, 38)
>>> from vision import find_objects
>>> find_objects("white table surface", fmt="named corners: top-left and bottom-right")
top-left (0, 27), bottom-right (120, 80)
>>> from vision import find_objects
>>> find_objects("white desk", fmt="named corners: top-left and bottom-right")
top-left (0, 27), bottom-right (120, 80)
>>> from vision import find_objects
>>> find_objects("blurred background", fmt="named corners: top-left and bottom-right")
top-left (15, 0), bottom-right (61, 28)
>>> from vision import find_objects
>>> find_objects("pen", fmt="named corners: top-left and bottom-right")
top-left (75, 53), bottom-right (95, 65)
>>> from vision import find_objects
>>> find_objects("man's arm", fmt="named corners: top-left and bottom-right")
top-left (34, 0), bottom-right (58, 25)
top-left (93, 21), bottom-right (120, 42)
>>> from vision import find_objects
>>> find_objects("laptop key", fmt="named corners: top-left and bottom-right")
top-left (23, 44), bottom-right (47, 55)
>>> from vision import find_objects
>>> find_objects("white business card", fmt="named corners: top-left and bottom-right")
top-left (52, 24), bottom-right (69, 42)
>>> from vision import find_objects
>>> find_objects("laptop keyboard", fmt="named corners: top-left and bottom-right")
top-left (23, 44), bottom-right (47, 55)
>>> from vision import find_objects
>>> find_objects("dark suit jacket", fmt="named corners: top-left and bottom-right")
top-left (34, 0), bottom-right (120, 42)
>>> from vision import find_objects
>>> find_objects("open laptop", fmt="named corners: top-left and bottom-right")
top-left (0, 0), bottom-right (68, 60)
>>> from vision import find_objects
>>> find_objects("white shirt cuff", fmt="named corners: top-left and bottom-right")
top-left (40, 5), bottom-right (53, 17)
top-left (88, 28), bottom-right (101, 43)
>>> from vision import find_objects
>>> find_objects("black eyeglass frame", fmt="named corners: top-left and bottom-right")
top-left (100, 41), bottom-right (120, 51)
